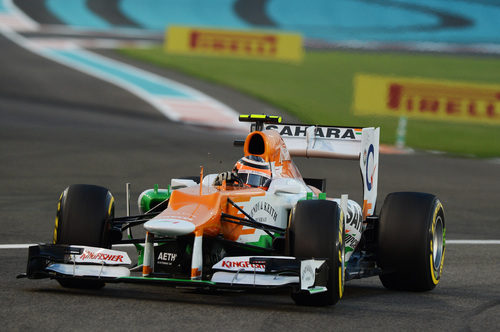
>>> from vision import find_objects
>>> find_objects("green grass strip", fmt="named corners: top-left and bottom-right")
top-left (118, 47), bottom-right (500, 157)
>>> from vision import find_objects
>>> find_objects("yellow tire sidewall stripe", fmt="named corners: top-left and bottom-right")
top-left (53, 196), bottom-right (62, 244)
top-left (108, 196), bottom-right (115, 216)
top-left (430, 201), bottom-right (445, 285)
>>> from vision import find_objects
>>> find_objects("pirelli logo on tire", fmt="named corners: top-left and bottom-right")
top-left (353, 74), bottom-right (500, 125)
top-left (165, 26), bottom-right (303, 63)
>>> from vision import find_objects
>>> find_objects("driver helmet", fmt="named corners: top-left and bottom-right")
top-left (233, 155), bottom-right (272, 189)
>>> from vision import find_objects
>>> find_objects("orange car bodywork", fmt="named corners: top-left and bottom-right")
top-left (157, 185), bottom-right (266, 240)
top-left (147, 129), bottom-right (306, 242)
top-left (244, 129), bottom-right (302, 179)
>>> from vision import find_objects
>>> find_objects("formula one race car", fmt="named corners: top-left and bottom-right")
top-left (21, 115), bottom-right (446, 306)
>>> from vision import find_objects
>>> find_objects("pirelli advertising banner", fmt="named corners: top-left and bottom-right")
top-left (353, 74), bottom-right (500, 125)
top-left (165, 26), bottom-right (303, 63)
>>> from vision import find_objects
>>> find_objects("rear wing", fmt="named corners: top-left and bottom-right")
top-left (264, 123), bottom-right (371, 160)
top-left (238, 115), bottom-right (379, 219)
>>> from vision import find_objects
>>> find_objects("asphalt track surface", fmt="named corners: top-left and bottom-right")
top-left (1, 34), bottom-right (500, 331)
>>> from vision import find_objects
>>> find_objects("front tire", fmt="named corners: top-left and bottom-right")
top-left (288, 200), bottom-right (345, 306)
top-left (377, 192), bottom-right (445, 291)
top-left (53, 184), bottom-right (115, 289)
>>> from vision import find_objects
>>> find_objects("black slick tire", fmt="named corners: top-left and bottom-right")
top-left (288, 200), bottom-right (345, 306)
top-left (53, 184), bottom-right (115, 289)
top-left (377, 192), bottom-right (445, 291)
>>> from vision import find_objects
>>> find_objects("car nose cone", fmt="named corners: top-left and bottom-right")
top-left (144, 218), bottom-right (195, 236)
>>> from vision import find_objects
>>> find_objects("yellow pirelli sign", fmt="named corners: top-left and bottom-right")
top-left (165, 26), bottom-right (303, 63)
top-left (353, 74), bottom-right (500, 125)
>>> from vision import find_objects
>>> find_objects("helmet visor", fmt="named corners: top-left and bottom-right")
top-left (238, 172), bottom-right (270, 187)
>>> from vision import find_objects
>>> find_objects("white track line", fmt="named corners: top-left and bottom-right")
top-left (1, 240), bottom-right (500, 250)
top-left (446, 240), bottom-right (500, 244)
top-left (0, 243), bottom-right (136, 249)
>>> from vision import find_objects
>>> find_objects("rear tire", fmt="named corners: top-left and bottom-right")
top-left (377, 192), bottom-right (445, 291)
top-left (288, 200), bottom-right (345, 306)
top-left (53, 184), bottom-right (115, 289)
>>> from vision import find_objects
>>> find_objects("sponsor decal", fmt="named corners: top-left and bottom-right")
top-left (250, 201), bottom-right (278, 223)
top-left (165, 26), bottom-right (303, 62)
top-left (301, 264), bottom-right (314, 283)
top-left (80, 251), bottom-right (124, 262)
top-left (335, 198), bottom-right (362, 234)
top-left (213, 257), bottom-right (267, 272)
top-left (300, 259), bottom-right (325, 290)
top-left (157, 252), bottom-right (178, 266)
top-left (190, 31), bottom-right (277, 57)
top-left (73, 247), bottom-right (131, 265)
top-left (266, 125), bottom-right (359, 140)
top-left (365, 144), bottom-right (375, 191)
top-left (346, 203), bottom-right (363, 234)
top-left (334, 199), bottom-right (362, 256)
top-left (345, 233), bottom-right (360, 251)
top-left (221, 260), bottom-right (265, 270)
top-left (353, 74), bottom-right (500, 124)
top-left (153, 241), bottom-right (186, 273)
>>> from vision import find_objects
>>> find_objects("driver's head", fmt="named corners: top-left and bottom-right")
top-left (233, 155), bottom-right (271, 189)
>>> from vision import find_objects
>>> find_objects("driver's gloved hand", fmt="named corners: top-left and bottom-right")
top-left (213, 171), bottom-right (236, 186)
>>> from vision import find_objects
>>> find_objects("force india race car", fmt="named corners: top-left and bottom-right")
top-left (21, 115), bottom-right (446, 306)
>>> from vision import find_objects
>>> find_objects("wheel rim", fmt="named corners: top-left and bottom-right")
top-left (433, 215), bottom-right (444, 270)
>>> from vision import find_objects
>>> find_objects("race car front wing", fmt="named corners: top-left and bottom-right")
top-left (21, 244), bottom-right (329, 294)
